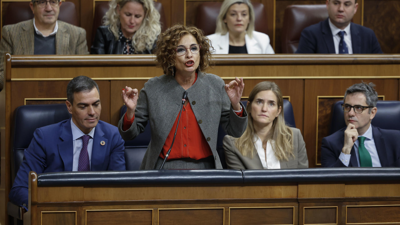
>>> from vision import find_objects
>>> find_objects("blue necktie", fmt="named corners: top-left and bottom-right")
top-left (78, 135), bottom-right (90, 171)
top-left (338, 31), bottom-right (349, 54)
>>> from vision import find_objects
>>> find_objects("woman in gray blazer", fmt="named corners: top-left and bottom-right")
top-left (119, 24), bottom-right (248, 170)
top-left (223, 81), bottom-right (308, 169)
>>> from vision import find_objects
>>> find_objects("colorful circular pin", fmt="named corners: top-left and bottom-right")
top-left (100, 141), bottom-right (105, 146)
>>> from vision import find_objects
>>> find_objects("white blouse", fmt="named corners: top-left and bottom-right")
top-left (254, 136), bottom-right (281, 169)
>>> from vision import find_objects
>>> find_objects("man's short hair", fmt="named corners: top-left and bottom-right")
top-left (67, 76), bottom-right (100, 104)
top-left (343, 82), bottom-right (378, 108)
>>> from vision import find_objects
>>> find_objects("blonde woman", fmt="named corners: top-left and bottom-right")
top-left (207, 0), bottom-right (274, 54)
top-left (223, 81), bottom-right (308, 169)
top-left (91, 0), bottom-right (161, 54)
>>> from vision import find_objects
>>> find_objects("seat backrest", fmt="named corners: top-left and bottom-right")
top-left (329, 100), bottom-right (400, 135)
top-left (217, 99), bottom-right (296, 168)
top-left (195, 2), bottom-right (268, 36)
top-left (281, 5), bottom-right (328, 53)
top-left (2, 2), bottom-right (79, 27)
top-left (92, 1), bottom-right (167, 42)
top-left (11, 104), bottom-right (71, 183)
top-left (120, 105), bottom-right (151, 170)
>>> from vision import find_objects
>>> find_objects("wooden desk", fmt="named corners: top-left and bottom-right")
top-left (2, 54), bottom-right (400, 225)
top-left (25, 170), bottom-right (400, 225)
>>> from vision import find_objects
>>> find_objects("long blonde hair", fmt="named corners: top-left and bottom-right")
top-left (103, 0), bottom-right (161, 52)
top-left (235, 81), bottom-right (294, 161)
top-left (215, 0), bottom-right (256, 38)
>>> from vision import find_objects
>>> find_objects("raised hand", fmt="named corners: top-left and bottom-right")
top-left (225, 77), bottom-right (245, 111)
top-left (342, 123), bottom-right (358, 154)
top-left (121, 86), bottom-right (138, 120)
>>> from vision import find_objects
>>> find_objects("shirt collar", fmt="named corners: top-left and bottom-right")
top-left (328, 19), bottom-right (351, 37)
top-left (359, 124), bottom-right (373, 140)
top-left (33, 18), bottom-right (58, 37)
top-left (71, 119), bottom-right (95, 141)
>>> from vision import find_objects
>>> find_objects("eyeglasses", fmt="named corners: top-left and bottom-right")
top-left (342, 104), bottom-right (373, 114)
top-left (176, 44), bottom-right (200, 56)
top-left (33, 0), bottom-right (60, 8)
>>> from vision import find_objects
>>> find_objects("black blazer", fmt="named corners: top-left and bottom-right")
top-left (91, 26), bottom-right (155, 54)
top-left (296, 19), bottom-right (383, 54)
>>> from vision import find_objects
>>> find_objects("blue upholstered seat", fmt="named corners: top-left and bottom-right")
top-left (9, 104), bottom-right (71, 223)
top-left (329, 100), bottom-right (400, 135)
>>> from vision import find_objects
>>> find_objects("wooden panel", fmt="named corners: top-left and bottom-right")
top-left (87, 210), bottom-right (152, 225)
top-left (303, 79), bottom-right (399, 166)
top-left (364, 0), bottom-right (400, 54)
top-left (304, 207), bottom-right (337, 224)
top-left (298, 184), bottom-right (345, 199)
top-left (158, 0), bottom-right (172, 29)
top-left (230, 207), bottom-right (294, 225)
top-left (159, 208), bottom-right (223, 225)
top-left (41, 211), bottom-right (76, 225)
top-left (25, 99), bottom-right (66, 105)
top-left (172, 0), bottom-right (185, 25)
top-left (347, 205), bottom-right (400, 224)
top-left (345, 184), bottom-right (400, 198)
top-left (80, 0), bottom-right (94, 48)
top-left (82, 185), bottom-right (298, 201)
top-left (37, 187), bottom-right (84, 203)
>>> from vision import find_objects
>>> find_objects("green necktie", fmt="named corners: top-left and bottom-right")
top-left (358, 136), bottom-right (372, 167)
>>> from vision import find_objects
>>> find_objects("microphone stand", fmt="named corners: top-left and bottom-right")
top-left (159, 91), bottom-right (188, 170)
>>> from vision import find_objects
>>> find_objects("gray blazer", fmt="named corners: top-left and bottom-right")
top-left (223, 127), bottom-right (309, 169)
top-left (118, 71), bottom-right (248, 169)
top-left (0, 19), bottom-right (88, 91)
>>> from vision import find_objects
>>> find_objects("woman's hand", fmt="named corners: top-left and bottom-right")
top-left (122, 86), bottom-right (138, 120)
top-left (225, 77), bottom-right (245, 111)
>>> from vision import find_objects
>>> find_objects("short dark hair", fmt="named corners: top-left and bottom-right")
top-left (343, 82), bottom-right (378, 111)
top-left (67, 76), bottom-right (100, 104)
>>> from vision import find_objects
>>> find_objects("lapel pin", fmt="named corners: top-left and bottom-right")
top-left (100, 141), bottom-right (105, 146)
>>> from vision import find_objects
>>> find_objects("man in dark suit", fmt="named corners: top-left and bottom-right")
top-left (321, 82), bottom-right (400, 167)
top-left (296, 0), bottom-right (382, 54)
top-left (9, 76), bottom-right (125, 210)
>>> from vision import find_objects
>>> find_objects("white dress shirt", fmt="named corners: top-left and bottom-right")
top-left (71, 119), bottom-right (95, 171)
top-left (254, 136), bottom-right (280, 169)
top-left (33, 18), bottom-right (58, 37)
top-left (339, 124), bottom-right (382, 167)
top-left (328, 19), bottom-right (353, 54)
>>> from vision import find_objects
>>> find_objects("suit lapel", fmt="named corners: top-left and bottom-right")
top-left (253, 148), bottom-right (265, 169)
top-left (321, 19), bottom-right (335, 53)
top-left (58, 120), bottom-right (74, 171)
top-left (216, 33), bottom-right (229, 54)
top-left (20, 20), bottom-right (34, 55)
top-left (245, 34), bottom-right (257, 54)
top-left (91, 123), bottom-right (108, 171)
top-left (56, 22), bottom-right (70, 54)
top-left (372, 126), bottom-right (387, 166)
top-left (350, 23), bottom-right (361, 54)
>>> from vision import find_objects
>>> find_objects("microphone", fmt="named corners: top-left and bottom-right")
top-left (159, 91), bottom-right (188, 170)
top-left (182, 91), bottom-right (188, 104)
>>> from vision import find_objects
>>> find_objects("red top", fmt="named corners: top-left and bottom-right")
top-left (123, 74), bottom-right (243, 160)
